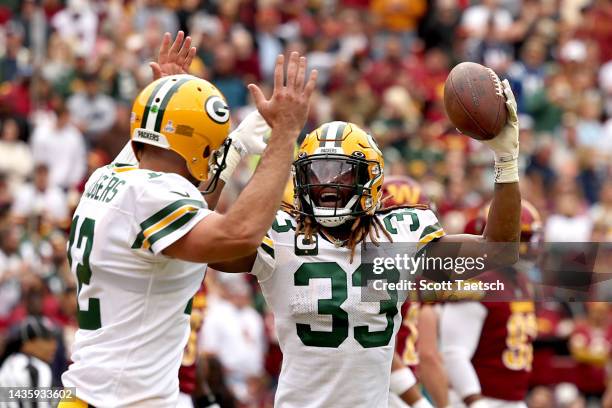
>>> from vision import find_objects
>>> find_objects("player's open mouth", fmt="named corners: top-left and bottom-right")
top-left (319, 192), bottom-right (342, 207)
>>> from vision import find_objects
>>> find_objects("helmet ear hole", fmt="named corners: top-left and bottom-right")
top-left (203, 146), bottom-right (210, 159)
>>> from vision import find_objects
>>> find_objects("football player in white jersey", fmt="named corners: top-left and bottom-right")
top-left (59, 30), bottom-right (318, 406)
top-left (213, 79), bottom-right (522, 408)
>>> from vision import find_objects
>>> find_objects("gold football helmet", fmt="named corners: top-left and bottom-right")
top-left (130, 74), bottom-right (231, 187)
top-left (293, 121), bottom-right (384, 227)
top-left (282, 178), bottom-right (296, 208)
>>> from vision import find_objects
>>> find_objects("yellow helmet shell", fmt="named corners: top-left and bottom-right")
top-left (130, 74), bottom-right (230, 181)
top-left (282, 178), bottom-right (296, 208)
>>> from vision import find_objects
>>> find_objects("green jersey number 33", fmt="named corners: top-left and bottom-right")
top-left (294, 262), bottom-right (399, 348)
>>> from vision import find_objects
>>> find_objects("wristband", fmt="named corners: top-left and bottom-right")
top-left (389, 367), bottom-right (417, 396)
top-left (493, 156), bottom-right (519, 184)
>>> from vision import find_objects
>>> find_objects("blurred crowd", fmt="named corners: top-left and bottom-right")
top-left (0, 0), bottom-right (611, 407)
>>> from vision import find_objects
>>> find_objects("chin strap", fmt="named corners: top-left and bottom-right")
top-left (216, 138), bottom-right (244, 183)
top-left (202, 138), bottom-right (232, 196)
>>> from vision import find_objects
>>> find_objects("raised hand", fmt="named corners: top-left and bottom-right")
top-left (150, 31), bottom-right (197, 80)
top-left (482, 79), bottom-right (520, 163)
top-left (248, 52), bottom-right (318, 134)
top-left (482, 78), bottom-right (520, 185)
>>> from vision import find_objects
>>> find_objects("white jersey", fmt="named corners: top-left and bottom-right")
top-left (251, 208), bottom-right (444, 408)
top-left (61, 163), bottom-right (211, 407)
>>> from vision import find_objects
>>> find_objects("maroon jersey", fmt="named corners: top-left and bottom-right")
top-left (396, 301), bottom-right (421, 372)
top-left (395, 278), bottom-right (433, 373)
top-left (471, 272), bottom-right (537, 401)
top-left (179, 284), bottom-right (207, 395)
top-left (569, 321), bottom-right (612, 394)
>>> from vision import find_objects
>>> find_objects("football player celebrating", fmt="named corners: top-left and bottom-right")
top-left (383, 176), bottom-right (448, 408)
top-left (112, 32), bottom-right (271, 201)
top-left (440, 201), bottom-right (542, 408)
top-left (213, 79), bottom-right (521, 407)
top-left (59, 40), bottom-right (318, 407)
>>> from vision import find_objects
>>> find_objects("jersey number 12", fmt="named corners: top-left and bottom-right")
top-left (68, 216), bottom-right (102, 330)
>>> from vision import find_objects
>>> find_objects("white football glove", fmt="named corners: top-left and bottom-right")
top-left (212, 110), bottom-right (270, 183)
top-left (230, 110), bottom-right (269, 156)
top-left (482, 79), bottom-right (519, 183)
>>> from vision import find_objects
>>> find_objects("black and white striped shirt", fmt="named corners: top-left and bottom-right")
top-left (0, 353), bottom-right (52, 408)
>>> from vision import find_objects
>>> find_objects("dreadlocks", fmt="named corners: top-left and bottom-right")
top-left (280, 199), bottom-right (430, 263)
top-left (281, 201), bottom-right (395, 263)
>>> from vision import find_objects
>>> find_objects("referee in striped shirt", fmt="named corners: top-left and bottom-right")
top-left (0, 316), bottom-right (58, 408)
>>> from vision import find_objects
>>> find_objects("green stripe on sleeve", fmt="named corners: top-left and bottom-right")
top-left (131, 199), bottom-right (203, 248)
top-left (146, 211), bottom-right (198, 250)
top-left (419, 223), bottom-right (443, 239)
top-left (261, 242), bottom-right (275, 259)
top-left (141, 199), bottom-right (202, 230)
top-left (132, 234), bottom-right (145, 249)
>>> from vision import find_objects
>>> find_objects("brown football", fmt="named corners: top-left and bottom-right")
top-left (444, 62), bottom-right (507, 140)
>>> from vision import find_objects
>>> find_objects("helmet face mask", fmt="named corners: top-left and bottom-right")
top-left (293, 121), bottom-right (384, 228)
top-left (294, 154), bottom-right (380, 227)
